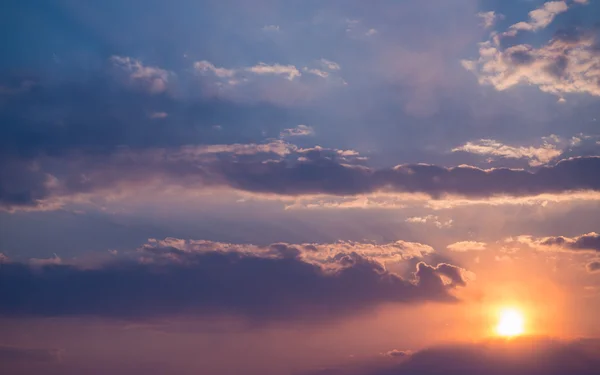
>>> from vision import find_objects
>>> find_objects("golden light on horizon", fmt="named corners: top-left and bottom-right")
top-left (496, 308), bottom-right (525, 337)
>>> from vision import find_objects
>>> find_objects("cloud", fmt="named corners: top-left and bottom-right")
top-left (383, 349), bottom-right (412, 358)
top-left (280, 125), bottom-right (315, 138)
top-left (463, 8), bottom-right (600, 97)
top-left (447, 241), bottom-right (487, 252)
top-left (110, 56), bottom-right (172, 94)
top-left (304, 67), bottom-right (330, 78)
top-left (587, 260), bottom-right (600, 273)
top-left (142, 237), bottom-right (435, 264)
top-left (319, 59), bottom-right (341, 71)
top-left (452, 138), bottom-right (563, 166)
top-left (3, 146), bottom-right (600, 211)
top-left (477, 11), bottom-right (502, 29)
top-left (514, 232), bottom-right (600, 253)
top-left (149, 112), bottom-right (168, 119)
top-left (0, 240), bottom-right (469, 319)
top-left (246, 63), bottom-right (302, 81)
top-left (509, 1), bottom-right (568, 32)
top-left (307, 337), bottom-right (600, 375)
top-left (262, 24), bottom-right (280, 32)
top-left (405, 215), bottom-right (453, 228)
top-left (193, 60), bottom-right (236, 78)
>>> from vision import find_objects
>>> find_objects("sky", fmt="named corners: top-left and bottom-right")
top-left (1, 0), bottom-right (600, 374)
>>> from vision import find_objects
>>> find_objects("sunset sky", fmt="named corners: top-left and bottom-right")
top-left (1, 1), bottom-right (600, 374)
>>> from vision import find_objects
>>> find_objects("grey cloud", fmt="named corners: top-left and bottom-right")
top-left (514, 232), bottom-right (600, 253)
top-left (0, 241), bottom-right (468, 319)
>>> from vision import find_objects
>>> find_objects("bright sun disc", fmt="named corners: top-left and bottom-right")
top-left (496, 308), bottom-right (524, 337)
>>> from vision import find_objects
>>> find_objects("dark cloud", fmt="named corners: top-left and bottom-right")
top-left (586, 260), bottom-right (600, 273)
top-left (305, 337), bottom-right (600, 375)
top-left (383, 349), bottom-right (411, 358)
top-left (539, 232), bottom-right (600, 252)
top-left (0, 243), bottom-right (468, 319)
top-left (3, 148), bottom-right (600, 210)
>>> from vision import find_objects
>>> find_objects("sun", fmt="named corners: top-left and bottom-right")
top-left (496, 308), bottom-right (525, 337)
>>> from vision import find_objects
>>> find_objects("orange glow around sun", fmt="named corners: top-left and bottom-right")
top-left (496, 308), bottom-right (525, 337)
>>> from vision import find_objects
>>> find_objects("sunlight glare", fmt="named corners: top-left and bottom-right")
top-left (496, 308), bottom-right (524, 337)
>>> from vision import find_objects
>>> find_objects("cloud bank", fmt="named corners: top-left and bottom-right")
top-left (306, 337), bottom-right (600, 375)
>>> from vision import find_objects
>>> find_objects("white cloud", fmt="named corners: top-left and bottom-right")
top-left (463, 9), bottom-right (600, 99)
top-left (452, 138), bottom-right (564, 166)
top-left (246, 63), bottom-right (301, 81)
top-left (447, 241), bottom-right (487, 252)
top-left (477, 11), bottom-right (502, 29)
top-left (509, 1), bottom-right (568, 32)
